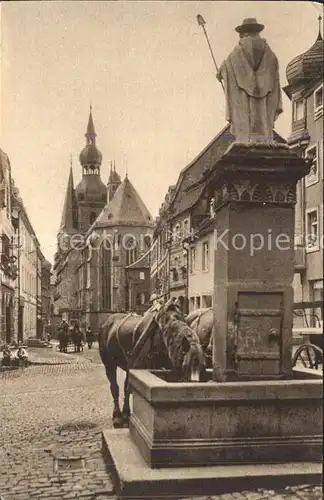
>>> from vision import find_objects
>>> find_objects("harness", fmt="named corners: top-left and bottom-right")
top-left (115, 303), bottom-right (163, 369)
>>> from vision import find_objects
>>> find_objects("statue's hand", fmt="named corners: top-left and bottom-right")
top-left (216, 71), bottom-right (222, 82)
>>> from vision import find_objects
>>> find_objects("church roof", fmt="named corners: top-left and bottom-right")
top-left (108, 165), bottom-right (121, 184)
top-left (75, 174), bottom-right (107, 201)
top-left (89, 175), bottom-right (154, 230)
top-left (59, 166), bottom-right (78, 233)
top-left (79, 108), bottom-right (103, 166)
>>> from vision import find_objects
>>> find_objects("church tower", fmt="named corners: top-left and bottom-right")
top-left (58, 159), bottom-right (78, 235)
top-left (75, 106), bottom-right (107, 233)
top-left (107, 161), bottom-right (121, 202)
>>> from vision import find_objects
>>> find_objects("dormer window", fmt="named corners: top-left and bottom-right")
top-left (292, 98), bottom-right (304, 122)
top-left (314, 84), bottom-right (323, 119)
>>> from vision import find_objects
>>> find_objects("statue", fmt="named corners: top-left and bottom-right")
top-left (217, 18), bottom-right (283, 143)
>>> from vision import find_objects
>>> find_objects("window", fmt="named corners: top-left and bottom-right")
top-left (101, 244), bottom-right (112, 309)
top-left (0, 233), bottom-right (10, 266)
top-left (173, 223), bottom-right (181, 246)
top-left (196, 296), bottom-right (201, 309)
top-left (306, 208), bottom-right (319, 252)
top-left (292, 98), bottom-right (304, 121)
top-left (314, 84), bottom-right (323, 118)
top-left (139, 271), bottom-right (145, 280)
top-left (311, 280), bottom-right (323, 327)
top-left (90, 211), bottom-right (96, 225)
top-left (189, 247), bottom-right (196, 273)
top-left (202, 295), bottom-right (212, 308)
top-left (183, 219), bottom-right (189, 239)
top-left (202, 241), bottom-right (209, 271)
top-left (140, 292), bottom-right (146, 305)
top-left (125, 236), bottom-right (137, 266)
top-left (305, 144), bottom-right (319, 186)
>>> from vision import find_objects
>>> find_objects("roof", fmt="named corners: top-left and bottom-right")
top-left (59, 166), bottom-right (78, 233)
top-left (79, 108), bottom-right (102, 166)
top-left (108, 165), bottom-right (121, 184)
top-left (89, 175), bottom-right (154, 230)
top-left (285, 31), bottom-right (324, 90)
top-left (75, 174), bottom-right (107, 200)
top-left (162, 124), bottom-right (286, 222)
top-left (86, 108), bottom-right (96, 138)
top-left (167, 125), bottom-right (234, 219)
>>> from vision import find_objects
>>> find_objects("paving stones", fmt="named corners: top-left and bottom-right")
top-left (0, 346), bottom-right (322, 500)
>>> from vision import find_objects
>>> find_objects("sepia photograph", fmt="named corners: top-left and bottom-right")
top-left (0, 1), bottom-right (323, 499)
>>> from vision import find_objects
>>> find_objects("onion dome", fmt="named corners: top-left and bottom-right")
top-left (286, 21), bottom-right (324, 86)
top-left (79, 107), bottom-right (103, 167)
top-left (79, 144), bottom-right (103, 167)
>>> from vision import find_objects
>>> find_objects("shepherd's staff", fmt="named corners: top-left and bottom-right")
top-left (197, 14), bottom-right (225, 92)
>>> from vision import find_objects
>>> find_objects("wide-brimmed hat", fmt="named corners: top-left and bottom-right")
top-left (235, 18), bottom-right (264, 33)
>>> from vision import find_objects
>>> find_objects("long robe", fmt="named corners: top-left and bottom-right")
top-left (219, 36), bottom-right (283, 143)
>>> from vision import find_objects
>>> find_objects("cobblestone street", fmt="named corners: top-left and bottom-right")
top-left (0, 345), bottom-right (322, 500)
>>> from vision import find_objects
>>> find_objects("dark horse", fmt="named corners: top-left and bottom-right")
top-left (99, 298), bottom-right (206, 428)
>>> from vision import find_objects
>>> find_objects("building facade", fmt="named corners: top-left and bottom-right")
top-left (0, 149), bottom-right (17, 344)
top-left (11, 192), bottom-right (43, 342)
top-left (41, 258), bottom-right (52, 339)
top-left (284, 23), bottom-right (323, 326)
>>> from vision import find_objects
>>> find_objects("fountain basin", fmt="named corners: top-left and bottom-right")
top-left (129, 369), bottom-right (323, 468)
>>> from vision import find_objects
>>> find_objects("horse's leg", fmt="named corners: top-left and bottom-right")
top-left (105, 364), bottom-right (123, 428)
top-left (122, 370), bottom-right (131, 427)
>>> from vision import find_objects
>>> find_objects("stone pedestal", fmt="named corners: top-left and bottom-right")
top-left (209, 143), bottom-right (310, 381)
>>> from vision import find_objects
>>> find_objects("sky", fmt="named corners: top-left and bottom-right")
top-left (1, 1), bottom-right (323, 262)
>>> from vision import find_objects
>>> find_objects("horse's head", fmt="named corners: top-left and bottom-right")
top-left (154, 298), bottom-right (206, 382)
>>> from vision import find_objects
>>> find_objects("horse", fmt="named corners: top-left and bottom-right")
top-left (99, 298), bottom-right (206, 428)
top-left (186, 308), bottom-right (214, 366)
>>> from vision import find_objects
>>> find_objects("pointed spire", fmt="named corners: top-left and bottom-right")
top-left (318, 15), bottom-right (323, 40)
top-left (85, 104), bottom-right (96, 144)
top-left (114, 160), bottom-right (116, 171)
top-left (59, 162), bottom-right (78, 233)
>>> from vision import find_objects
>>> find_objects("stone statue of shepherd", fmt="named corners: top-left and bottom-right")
top-left (217, 18), bottom-right (283, 143)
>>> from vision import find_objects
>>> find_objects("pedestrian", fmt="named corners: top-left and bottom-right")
top-left (12, 343), bottom-right (29, 368)
top-left (85, 326), bottom-right (94, 349)
top-left (1, 344), bottom-right (13, 367)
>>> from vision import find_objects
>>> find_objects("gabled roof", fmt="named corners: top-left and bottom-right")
top-left (59, 166), bottom-right (78, 233)
top-left (89, 175), bottom-right (154, 230)
top-left (167, 125), bottom-right (234, 219)
top-left (166, 125), bottom-right (287, 221)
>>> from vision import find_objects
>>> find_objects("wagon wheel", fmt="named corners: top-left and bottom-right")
top-left (292, 343), bottom-right (323, 370)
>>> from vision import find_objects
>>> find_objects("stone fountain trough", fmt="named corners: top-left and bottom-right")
top-left (103, 369), bottom-right (322, 499)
